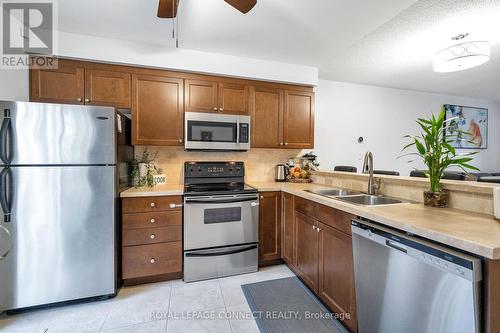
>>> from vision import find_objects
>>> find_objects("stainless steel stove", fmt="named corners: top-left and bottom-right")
top-left (183, 162), bottom-right (259, 282)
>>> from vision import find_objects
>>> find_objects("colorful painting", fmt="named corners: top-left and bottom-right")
top-left (444, 104), bottom-right (488, 149)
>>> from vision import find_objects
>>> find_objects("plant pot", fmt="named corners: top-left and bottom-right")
top-left (423, 190), bottom-right (449, 208)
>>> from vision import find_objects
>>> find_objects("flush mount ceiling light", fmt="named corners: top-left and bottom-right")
top-left (433, 34), bottom-right (491, 73)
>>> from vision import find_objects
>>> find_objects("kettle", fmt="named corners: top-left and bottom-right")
top-left (275, 164), bottom-right (289, 182)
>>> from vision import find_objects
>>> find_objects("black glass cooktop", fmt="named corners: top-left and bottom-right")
top-left (184, 182), bottom-right (257, 196)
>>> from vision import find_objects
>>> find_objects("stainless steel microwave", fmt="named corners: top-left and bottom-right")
top-left (184, 112), bottom-right (251, 151)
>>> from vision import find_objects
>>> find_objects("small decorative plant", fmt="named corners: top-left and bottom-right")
top-left (130, 150), bottom-right (163, 188)
top-left (401, 108), bottom-right (479, 207)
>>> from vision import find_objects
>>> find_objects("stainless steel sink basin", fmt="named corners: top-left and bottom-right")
top-left (336, 194), bottom-right (404, 206)
top-left (306, 188), bottom-right (362, 197)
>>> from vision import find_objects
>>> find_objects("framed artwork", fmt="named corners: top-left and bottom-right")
top-left (444, 104), bottom-right (488, 149)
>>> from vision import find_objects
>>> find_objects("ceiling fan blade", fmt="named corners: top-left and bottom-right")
top-left (157, 0), bottom-right (179, 18)
top-left (224, 0), bottom-right (257, 14)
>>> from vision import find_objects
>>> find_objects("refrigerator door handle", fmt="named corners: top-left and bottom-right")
top-left (0, 113), bottom-right (12, 165)
top-left (0, 168), bottom-right (12, 222)
top-left (0, 224), bottom-right (12, 260)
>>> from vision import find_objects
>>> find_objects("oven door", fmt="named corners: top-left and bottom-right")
top-left (183, 194), bottom-right (259, 250)
top-left (184, 112), bottom-right (250, 151)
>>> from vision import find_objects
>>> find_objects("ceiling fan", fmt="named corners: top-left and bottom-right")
top-left (157, 0), bottom-right (257, 18)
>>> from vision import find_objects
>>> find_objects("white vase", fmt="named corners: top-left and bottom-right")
top-left (138, 163), bottom-right (148, 178)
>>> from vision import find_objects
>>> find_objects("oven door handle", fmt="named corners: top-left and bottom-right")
top-left (185, 197), bottom-right (258, 204)
top-left (185, 244), bottom-right (258, 257)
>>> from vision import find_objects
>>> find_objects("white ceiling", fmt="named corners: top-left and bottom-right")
top-left (57, 0), bottom-right (500, 101)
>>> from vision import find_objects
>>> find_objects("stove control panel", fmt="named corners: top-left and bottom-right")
top-left (184, 162), bottom-right (244, 178)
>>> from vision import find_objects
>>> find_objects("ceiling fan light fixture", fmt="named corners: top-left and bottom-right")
top-left (433, 40), bottom-right (491, 73)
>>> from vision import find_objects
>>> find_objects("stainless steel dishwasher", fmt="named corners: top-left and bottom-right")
top-left (351, 219), bottom-right (482, 333)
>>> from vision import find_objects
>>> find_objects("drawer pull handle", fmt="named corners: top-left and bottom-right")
top-left (150, 202), bottom-right (156, 208)
top-left (312, 225), bottom-right (316, 230)
top-left (150, 234), bottom-right (156, 239)
top-left (317, 228), bottom-right (321, 233)
top-left (169, 203), bottom-right (183, 209)
top-left (150, 218), bottom-right (155, 224)
top-left (150, 258), bottom-right (156, 264)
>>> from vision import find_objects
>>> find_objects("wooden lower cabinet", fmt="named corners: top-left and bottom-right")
top-left (258, 192), bottom-right (282, 265)
top-left (121, 196), bottom-right (183, 285)
top-left (281, 192), bottom-right (295, 266)
top-left (318, 222), bottom-right (357, 332)
top-left (286, 195), bottom-right (357, 332)
top-left (294, 212), bottom-right (319, 293)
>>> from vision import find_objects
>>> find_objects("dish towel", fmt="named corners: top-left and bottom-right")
top-left (495, 187), bottom-right (500, 220)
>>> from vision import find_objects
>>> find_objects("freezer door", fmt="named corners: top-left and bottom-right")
top-left (0, 166), bottom-right (116, 311)
top-left (0, 101), bottom-right (115, 165)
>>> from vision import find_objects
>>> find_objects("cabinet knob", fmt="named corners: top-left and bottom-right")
top-left (150, 234), bottom-right (156, 239)
top-left (219, 108), bottom-right (223, 112)
top-left (317, 228), bottom-right (321, 233)
top-left (150, 202), bottom-right (156, 208)
top-left (179, 138), bottom-right (183, 143)
top-left (213, 107), bottom-right (218, 111)
top-left (150, 218), bottom-right (155, 224)
top-left (76, 98), bottom-right (82, 102)
top-left (280, 142), bottom-right (284, 146)
top-left (284, 142), bottom-right (288, 146)
top-left (150, 258), bottom-right (156, 264)
top-left (84, 98), bottom-right (90, 103)
top-left (312, 225), bottom-right (316, 230)
top-left (260, 195), bottom-right (264, 199)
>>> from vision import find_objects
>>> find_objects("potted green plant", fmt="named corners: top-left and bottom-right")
top-left (130, 150), bottom-right (163, 188)
top-left (401, 108), bottom-right (479, 207)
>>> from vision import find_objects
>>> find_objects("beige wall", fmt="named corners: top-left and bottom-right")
top-left (135, 146), bottom-right (304, 184)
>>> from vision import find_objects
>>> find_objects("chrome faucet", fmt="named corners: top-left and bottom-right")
top-left (362, 151), bottom-right (377, 195)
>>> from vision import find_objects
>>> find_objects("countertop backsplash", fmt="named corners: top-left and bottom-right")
top-left (134, 146), bottom-right (305, 184)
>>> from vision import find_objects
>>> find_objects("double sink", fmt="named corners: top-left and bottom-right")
top-left (305, 188), bottom-right (405, 206)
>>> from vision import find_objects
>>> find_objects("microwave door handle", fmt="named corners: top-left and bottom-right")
top-left (236, 119), bottom-right (240, 145)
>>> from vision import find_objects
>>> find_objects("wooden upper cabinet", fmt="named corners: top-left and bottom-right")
top-left (318, 222), bottom-right (357, 332)
top-left (295, 212), bottom-right (319, 293)
top-left (259, 192), bottom-right (281, 265)
top-left (218, 83), bottom-right (248, 114)
top-left (184, 79), bottom-right (218, 113)
top-left (250, 86), bottom-right (283, 148)
top-left (131, 74), bottom-right (184, 146)
top-left (283, 90), bottom-right (315, 148)
top-left (30, 61), bottom-right (84, 104)
top-left (85, 69), bottom-right (131, 108)
top-left (281, 192), bottom-right (295, 267)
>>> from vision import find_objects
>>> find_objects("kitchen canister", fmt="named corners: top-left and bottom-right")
top-left (494, 187), bottom-right (500, 220)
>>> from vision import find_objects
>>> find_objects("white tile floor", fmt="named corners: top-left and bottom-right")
top-left (0, 265), bottom-right (295, 333)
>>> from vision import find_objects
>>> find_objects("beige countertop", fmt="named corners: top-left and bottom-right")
top-left (121, 184), bottom-right (184, 197)
top-left (249, 181), bottom-right (500, 260)
top-left (121, 181), bottom-right (500, 259)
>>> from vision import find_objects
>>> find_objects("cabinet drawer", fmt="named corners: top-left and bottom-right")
top-left (122, 242), bottom-right (182, 279)
top-left (317, 205), bottom-right (354, 235)
top-left (294, 196), bottom-right (318, 219)
top-left (122, 196), bottom-right (183, 213)
top-left (123, 211), bottom-right (182, 230)
top-left (123, 226), bottom-right (182, 246)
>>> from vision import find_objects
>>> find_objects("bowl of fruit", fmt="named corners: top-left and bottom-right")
top-left (287, 166), bottom-right (312, 183)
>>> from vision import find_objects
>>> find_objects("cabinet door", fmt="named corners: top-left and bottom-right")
top-left (250, 86), bottom-right (283, 148)
top-left (132, 74), bottom-right (184, 146)
top-left (218, 83), bottom-right (248, 114)
top-left (85, 69), bottom-right (131, 108)
top-left (30, 61), bottom-right (84, 104)
top-left (185, 79), bottom-right (218, 113)
top-left (281, 192), bottom-right (295, 266)
top-left (259, 192), bottom-right (281, 265)
top-left (295, 212), bottom-right (319, 293)
top-left (318, 222), bottom-right (357, 332)
top-left (283, 90), bottom-right (314, 148)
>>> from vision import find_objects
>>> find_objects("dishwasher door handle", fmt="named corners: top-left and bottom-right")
top-left (386, 239), bottom-right (407, 253)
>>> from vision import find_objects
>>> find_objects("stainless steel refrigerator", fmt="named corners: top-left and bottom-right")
top-left (0, 101), bottom-right (131, 312)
